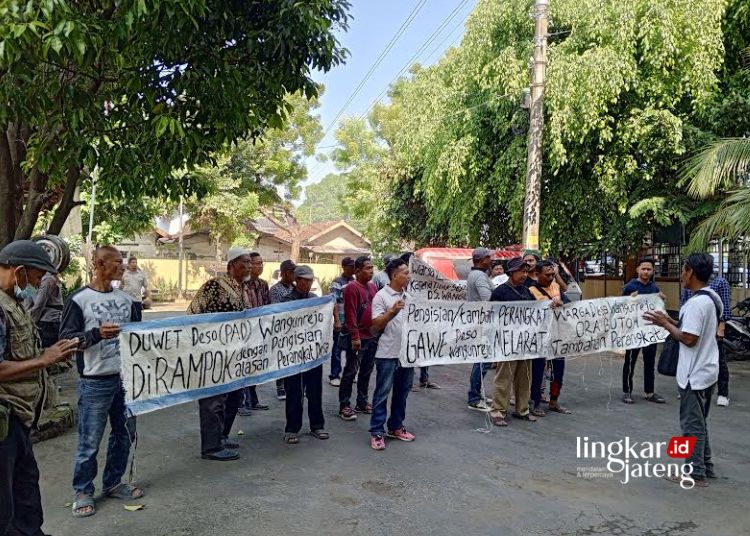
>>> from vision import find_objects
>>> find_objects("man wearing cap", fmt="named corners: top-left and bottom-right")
top-left (372, 254), bottom-right (394, 291)
top-left (60, 246), bottom-right (143, 517)
top-left (270, 259), bottom-right (297, 400)
top-left (280, 266), bottom-right (329, 444)
top-left (488, 257), bottom-right (538, 427)
top-left (329, 257), bottom-right (355, 387)
top-left (466, 247), bottom-right (494, 412)
top-left (237, 252), bottom-right (269, 415)
top-left (0, 241), bottom-right (79, 535)
top-left (187, 247), bottom-right (251, 461)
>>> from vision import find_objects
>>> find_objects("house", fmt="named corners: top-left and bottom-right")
top-left (249, 217), bottom-right (370, 263)
top-left (113, 215), bottom-right (370, 264)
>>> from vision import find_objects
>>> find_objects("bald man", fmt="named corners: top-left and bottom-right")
top-left (60, 246), bottom-right (143, 517)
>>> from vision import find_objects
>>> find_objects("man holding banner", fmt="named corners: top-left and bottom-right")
top-left (466, 248), bottom-right (494, 412)
top-left (369, 259), bottom-right (416, 450)
top-left (488, 257), bottom-right (537, 427)
top-left (281, 265), bottom-right (329, 444)
top-left (187, 247), bottom-right (251, 461)
top-left (60, 246), bottom-right (143, 517)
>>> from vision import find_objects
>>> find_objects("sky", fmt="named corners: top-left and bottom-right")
top-left (301, 0), bottom-right (478, 198)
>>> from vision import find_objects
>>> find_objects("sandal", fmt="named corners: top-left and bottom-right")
top-left (512, 412), bottom-right (537, 422)
top-left (284, 433), bottom-right (299, 444)
top-left (72, 494), bottom-right (96, 518)
top-left (310, 429), bottom-right (330, 440)
top-left (531, 407), bottom-right (546, 417)
top-left (105, 483), bottom-right (144, 500)
top-left (490, 413), bottom-right (509, 427)
top-left (547, 403), bottom-right (572, 414)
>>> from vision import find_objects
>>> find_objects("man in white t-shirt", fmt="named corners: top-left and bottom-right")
top-left (644, 252), bottom-right (722, 488)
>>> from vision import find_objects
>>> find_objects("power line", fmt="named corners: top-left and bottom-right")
top-left (358, 0), bottom-right (473, 121)
top-left (319, 0), bottom-right (429, 141)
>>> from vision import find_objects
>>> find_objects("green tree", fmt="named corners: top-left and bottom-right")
top-left (0, 0), bottom-right (350, 247)
top-left (297, 173), bottom-right (351, 225)
top-left (368, 0), bottom-right (732, 254)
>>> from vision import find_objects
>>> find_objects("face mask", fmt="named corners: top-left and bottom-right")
top-left (14, 268), bottom-right (38, 300)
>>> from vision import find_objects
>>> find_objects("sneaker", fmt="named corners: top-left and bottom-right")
top-left (421, 381), bottom-right (441, 389)
top-left (339, 406), bottom-right (357, 421)
top-left (329, 377), bottom-right (341, 387)
top-left (202, 448), bottom-right (239, 461)
top-left (237, 406), bottom-right (253, 417)
top-left (717, 395), bottom-right (729, 407)
top-left (222, 437), bottom-right (240, 449)
top-left (354, 403), bottom-right (373, 414)
top-left (468, 400), bottom-right (491, 412)
top-left (251, 403), bottom-right (270, 410)
top-left (622, 394), bottom-right (634, 404)
top-left (370, 435), bottom-right (386, 450)
top-left (276, 390), bottom-right (286, 401)
top-left (387, 427), bottom-right (415, 442)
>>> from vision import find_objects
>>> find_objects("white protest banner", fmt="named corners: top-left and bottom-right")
top-left (120, 296), bottom-right (334, 415)
top-left (399, 294), bottom-right (667, 367)
top-left (408, 255), bottom-right (467, 300)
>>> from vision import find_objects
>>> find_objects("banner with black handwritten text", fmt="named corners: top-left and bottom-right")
top-left (408, 255), bottom-right (467, 300)
top-left (120, 296), bottom-right (334, 415)
top-left (399, 295), bottom-right (667, 367)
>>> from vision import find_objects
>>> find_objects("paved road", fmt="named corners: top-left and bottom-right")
top-left (34, 310), bottom-right (750, 536)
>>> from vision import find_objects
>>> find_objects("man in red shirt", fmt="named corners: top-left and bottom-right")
top-left (338, 256), bottom-right (377, 421)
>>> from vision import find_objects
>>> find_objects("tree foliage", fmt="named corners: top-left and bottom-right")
top-left (345, 0), bottom-right (744, 255)
top-left (0, 0), bottom-right (350, 247)
top-left (297, 173), bottom-right (351, 225)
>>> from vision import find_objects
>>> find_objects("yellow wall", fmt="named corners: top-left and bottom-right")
top-left (73, 258), bottom-right (343, 291)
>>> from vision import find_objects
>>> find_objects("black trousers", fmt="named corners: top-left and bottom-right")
top-left (0, 415), bottom-right (44, 536)
top-left (131, 302), bottom-right (143, 322)
top-left (338, 338), bottom-right (376, 410)
top-left (198, 389), bottom-right (244, 454)
top-left (622, 344), bottom-right (657, 394)
top-left (717, 340), bottom-right (729, 398)
top-left (284, 365), bottom-right (324, 433)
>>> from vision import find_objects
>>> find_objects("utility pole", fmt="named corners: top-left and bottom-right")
top-left (178, 198), bottom-right (184, 299)
top-left (521, 0), bottom-right (549, 251)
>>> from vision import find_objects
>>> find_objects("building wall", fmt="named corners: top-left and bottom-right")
top-left (309, 226), bottom-right (369, 250)
top-left (253, 236), bottom-right (292, 262)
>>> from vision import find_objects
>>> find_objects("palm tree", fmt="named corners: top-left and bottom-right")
top-left (681, 137), bottom-right (750, 250)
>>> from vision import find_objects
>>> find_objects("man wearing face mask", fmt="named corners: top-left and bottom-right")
top-left (0, 240), bottom-right (79, 535)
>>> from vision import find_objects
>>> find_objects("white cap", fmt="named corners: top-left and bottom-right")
top-left (227, 247), bottom-right (250, 263)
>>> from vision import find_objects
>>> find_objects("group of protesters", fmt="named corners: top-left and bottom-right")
top-left (0, 236), bottom-right (729, 534)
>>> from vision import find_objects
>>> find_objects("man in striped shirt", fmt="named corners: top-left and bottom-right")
top-left (680, 272), bottom-right (731, 406)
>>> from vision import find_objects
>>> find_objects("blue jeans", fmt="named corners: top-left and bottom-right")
top-left (73, 376), bottom-right (135, 496)
top-left (330, 329), bottom-right (343, 380)
top-left (467, 362), bottom-right (493, 404)
top-left (369, 358), bottom-right (414, 436)
top-left (419, 367), bottom-right (429, 384)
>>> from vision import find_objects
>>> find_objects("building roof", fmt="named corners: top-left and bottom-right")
top-left (248, 218), bottom-right (369, 248)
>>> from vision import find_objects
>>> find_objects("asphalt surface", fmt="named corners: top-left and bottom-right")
top-left (34, 310), bottom-right (750, 536)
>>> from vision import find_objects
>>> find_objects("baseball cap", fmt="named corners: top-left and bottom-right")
top-left (341, 257), bottom-right (355, 267)
top-left (280, 259), bottom-right (297, 272)
top-left (294, 265), bottom-right (315, 280)
top-left (472, 247), bottom-right (493, 261)
top-left (0, 240), bottom-right (58, 274)
top-left (506, 257), bottom-right (531, 273)
top-left (226, 247), bottom-right (250, 263)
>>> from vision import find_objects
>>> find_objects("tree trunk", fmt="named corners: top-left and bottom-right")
top-left (48, 166), bottom-right (85, 235)
top-left (290, 235), bottom-right (301, 263)
top-left (14, 168), bottom-right (50, 240)
top-left (0, 127), bottom-right (17, 248)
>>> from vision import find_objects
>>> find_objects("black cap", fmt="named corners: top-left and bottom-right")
top-left (0, 240), bottom-right (58, 274)
top-left (506, 257), bottom-right (531, 273)
top-left (341, 257), bottom-right (355, 267)
top-left (280, 259), bottom-right (296, 272)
